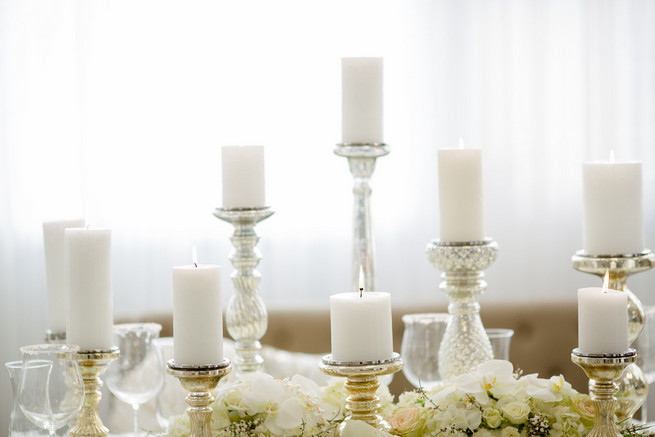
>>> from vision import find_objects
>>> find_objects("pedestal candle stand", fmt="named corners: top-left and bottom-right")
top-left (572, 250), bottom-right (654, 421)
top-left (334, 142), bottom-right (389, 293)
top-left (214, 206), bottom-right (274, 373)
top-left (320, 353), bottom-right (403, 436)
top-left (426, 239), bottom-right (498, 381)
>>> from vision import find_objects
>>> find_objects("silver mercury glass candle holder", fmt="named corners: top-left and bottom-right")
top-left (334, 142), bottom-right (389, 293)
top-left (69, 347), bottom-right (120, 437)
top-left (571, 349), bottom-right (637, 437)
top-left (214, 206), bottom-right (274, 373)
top-left (320, 353), bottom-right (403, 436)
top-left (572, 250), bottom-right (654, 421)
top-left (167, 359), bottom-right (231, 437)
top-left (426, 238), bottom-right (498, 381)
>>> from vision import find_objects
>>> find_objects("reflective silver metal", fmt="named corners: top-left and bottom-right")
top-left (572, 249), bottom-right (654, 421)
top-left (319, 353), bottom-right (402, 436)
top-left (426, 239), bottom-right (498, 381)
top-left (334, 142), bottom-right (389, 293)
top-left (167, 359), bottom-right (231, 437)
top-left (44, 329), bottom-right (66, 343)
top-left (214, 207), bottom-right (274, 374)
top-left (571, 349), bottom-right (637, 437)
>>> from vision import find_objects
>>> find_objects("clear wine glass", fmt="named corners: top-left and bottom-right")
top-left (400, 313), bottom-right (451, 390)
top-left (105, 323), bottom-right (163, 435)
top-left (18, 344), bottom-right (84, 437)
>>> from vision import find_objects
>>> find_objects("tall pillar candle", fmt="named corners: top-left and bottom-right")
top-left (330, 291), bottom-right (393, 362)
top-left (65, 227), bottom-right (114, 351)
top-left (221, 145), bottom-right (266, 209)
top-left (43, 218), bottom-right (85, 332)
top-left (582, 159), bottom-right (643, 255)
top-left (578, 287), bottom-right (628, 354)
top-left (341, 57), bottom-right (383, 144)
top-left (438, 146), bottom-right (484, 242)
top-left (172, 264), bottom-right (222, 365)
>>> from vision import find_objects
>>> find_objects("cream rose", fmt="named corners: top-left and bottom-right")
top-left (501, 425), bottom-right (522, 437)
top-left (571, 394), bottom-right (594, 424)
top-left (482, 407), bottom-right (503, 428)
top-left (388, 405), bottom-right (426, 437)
top-left (500, 401), bottom-right (531, 424)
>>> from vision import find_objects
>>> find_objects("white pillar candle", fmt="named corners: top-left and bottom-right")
top-left (341, 57), bottom-right (383, 144)
top-left (43, 219), bottom-right (85, 332)
top-left (65, 227), bottom-right (114, 351)
top-left (330, 291), bottom-right (393, 362)
top-left (221, 145), bottom-right (266, 209)
top-left (172, 263), bottom-right (222, 366)
top-left (578, 287), bottom-right (628, 354)
top-left (438, 144), bottom-right (484, 242)
top-left (582, 158), bottom-right (643, 255)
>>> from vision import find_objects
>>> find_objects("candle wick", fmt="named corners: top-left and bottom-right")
top-left (194, 262), bottom-right (198, 268)
top-left (359, 287), bottom-right (363, 298)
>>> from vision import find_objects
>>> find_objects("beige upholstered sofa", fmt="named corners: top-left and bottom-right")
top-left (117, 298), bottom-right (586, 395)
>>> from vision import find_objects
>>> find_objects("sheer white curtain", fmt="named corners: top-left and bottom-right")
top-left (2, 0), bottom-right (655, 430)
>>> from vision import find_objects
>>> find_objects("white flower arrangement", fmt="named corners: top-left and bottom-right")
top-left (164, 360), bottom-right (645, 437)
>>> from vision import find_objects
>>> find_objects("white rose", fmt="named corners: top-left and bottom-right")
top-left (501, 425), bottom-right (521, 437)
top-left (482, 407), bottom-right (503, 428)
top-left (500, 400), bottom-right (530, 424)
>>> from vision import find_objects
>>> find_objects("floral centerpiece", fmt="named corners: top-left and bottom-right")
top-left (163, 360), bottom-right (631, 437)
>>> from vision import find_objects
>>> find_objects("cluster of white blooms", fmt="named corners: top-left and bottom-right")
top-left (387, 360), bottom-right (594, 437)
top-left (165, 361), bottom-right (595, 437)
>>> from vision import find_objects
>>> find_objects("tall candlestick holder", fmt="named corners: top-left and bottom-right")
top-left (214, 206), bottom-right (274, 373)
top-left (167, 359), bottom-right (231, 437)
top-left (69, 347), bottom-right (120, 437)
top-left (335, 142), bottom-right (389, 293)
top-left (571, 349), bottom-right (637, 437)
top-left (426, 238), bottom-right (498, 381)
top-left (572, 250), bottom-right (654, 421)
top-left (319, 353), bottom-right (403, 436)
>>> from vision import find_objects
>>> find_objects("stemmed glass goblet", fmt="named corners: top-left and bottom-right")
top-left (105, 323), bottom-right (163, 435)
top-left (401, 313), bottom-right (451, 390)
top-left (18, 344), bottom-right (84, 437)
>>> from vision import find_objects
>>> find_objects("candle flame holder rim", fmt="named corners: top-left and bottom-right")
top-left (167, 358), bottom-right (231, 375)
top-left (430, 238), bottom-right (496, 248)
top-left (75, 346), bottom-right (120, 361)
top-left (334, 142), bottom-right (390, 158)
top-left (573, 249), bottom-right (653, 259)
top-left (571, 348), bottom-right (637, 363)
top-left (213, 206), bottom-right (275, 222)
top-left (321, 352), bottom-right (401, 368)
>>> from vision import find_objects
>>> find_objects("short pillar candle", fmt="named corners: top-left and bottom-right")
top-left (578, 287), bottom-right (629, 354)
top-left (221, 145), bottom-right (266, 209)
top-left (172, 263), bottom-right (223, 366)
top-left (438, 145), bottom-right (484, 242)
top-left (582, 158), bottom-right (643, 255)
top-left (330, 291), bottom-right (393, 362)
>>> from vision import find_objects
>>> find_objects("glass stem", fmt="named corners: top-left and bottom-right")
top-left (132, 404), bottom-right (140, 434)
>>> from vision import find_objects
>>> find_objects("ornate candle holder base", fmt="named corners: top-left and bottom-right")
top-left (214, 207), bottom-right (274, 374)
top-left (572, 250), bottom-right (654, 420)
top-left (334, 142), bottom-right (389, 293)
top-left (319, 353), bottom-right (403, 436)
top-left (69, 347), bottom-right (120, 437)
top-left (44, 329), bottom-right (66, 343)
top-left (426, 238), bottom-right (498, 381)
top-left (571, 349), bottom-right (637, 437)
top-left (167, 359), bottom-right (232, 437)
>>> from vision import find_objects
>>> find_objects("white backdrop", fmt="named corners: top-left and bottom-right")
top-left (1, 0), bottom-right (655, 432)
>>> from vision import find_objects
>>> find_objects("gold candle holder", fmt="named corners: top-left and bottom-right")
top-left (167, 359), bottom-right (232, 437)
top-left (69, 347), bottom-right (120, 437)
top-left (571, 348), bottom-right (637, 437)
top-left (320, 353), bottom-right (403, 436)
